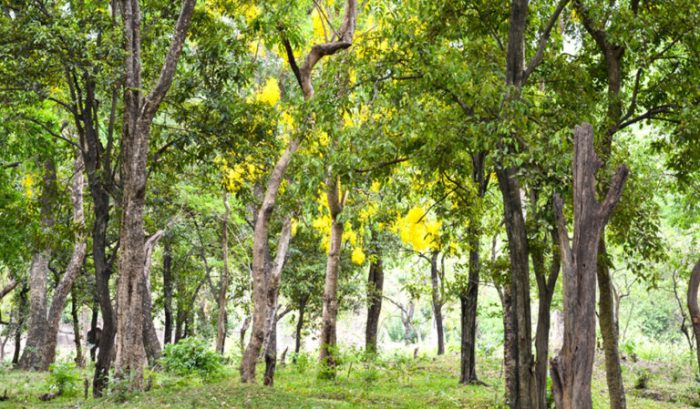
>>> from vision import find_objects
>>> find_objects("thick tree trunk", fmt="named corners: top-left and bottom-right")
top-left (295, 297), bottom-right (306, 355)
top-left (460, 232), bottom-right (480, 383)
top-left (551, 123), bottom-right (628, 409)
top-left (163, 239), bottom-right (174, 345)
top-left (216, 193), bottom-right (230, 354)
top-left (18, 159), bottom-right (56, 370)
top-left (687, 258), bottom-right (700, 370)
top-left (142, 227), bottom-right (168, 366)
top-left (429, 251), bottom-right (445, 355)
top-left (115, 0), bottom-right (195, 390)
top-left (365, 229), bottom-right (383, 354)
top-left (71, 288), bottom-right (84, 368)
top-left (500, 284), bottom-right (517, 407)
top-left (319, 178), bottom-right (345, 375)
top-left (597, 240), bottom-right (626, 409)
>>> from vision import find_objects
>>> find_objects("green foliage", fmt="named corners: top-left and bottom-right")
top-left (161, 338), bottom-right (224, 381)
top-left (634, 368), bottom-right (652, 390)
top-left (46, 362), bottom-right (80, 397)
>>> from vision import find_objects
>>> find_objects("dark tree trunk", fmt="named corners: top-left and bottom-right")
top-left (175, 303), bottom-right (186, 343)
top-left (71, 287), bottom-right (84, 368)
top-left (551, 123), bottom-right (628, 409)
top-left (532, 231), bottom-right (560, 409)
top-left (460, 152), bottom-right (487, 384)
top-left (687, 258), bottom-right (700, 370)
top-left (365, 229), bottom-right (383, 354)
top-left (295, 296), bottom-right (307, 355)
top-left (216, 193), bottom-right (230, 354)
top-left (239, 315), bottom-right (251, 355)
top-left (500, 284), bottom-right (517, 407)
top-left (163, 239), bottom-right (174, 345)
top-left (12, 284), bottom-right (29, 367)
top-left (430, 251), bottom-right (445, 355)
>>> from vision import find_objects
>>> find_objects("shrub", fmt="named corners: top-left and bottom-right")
top-left (634, 368), bottom-right (651, 390)
top-left (161, 337), bottom-right (223, 381)
top-left (291, 352), bottom-right (312, 374)
top-left (47, 362), bottom-right (80, 397)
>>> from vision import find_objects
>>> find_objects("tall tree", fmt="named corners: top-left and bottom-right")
top-left (114, 0), bottom-right (195, 390)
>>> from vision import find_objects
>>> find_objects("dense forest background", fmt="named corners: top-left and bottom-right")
top-left (1, 0), bottom-right (700, 408)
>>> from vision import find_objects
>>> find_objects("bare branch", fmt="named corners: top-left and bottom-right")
top-left (599, 165), bottom-right (629, 220)
top-left (0, 278), bottom-right (17, 301)
top-left (523, 0), bottom-right (571, 82)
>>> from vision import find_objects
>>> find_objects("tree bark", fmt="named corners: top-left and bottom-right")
top-left (533, 231), bottom-right (560, 409)
top-left (365, 229), bottom-right (383, 354)
top-left (295, 296), bottom-right (307, 355)
top-left (319, 177), bottom-right (345, 375)
top-left (142, 228), bottom-right (167, 366)
top-left (71, 287), bottom-right (84, 368)
top-left (37, 154), bottom-right (88, 370)
top-left (0, 278), bottom-right (17, 301)
top-left (18, 159), bottom-right (56, 370)
top-left (12, 284), bottom-right (29, 367)
top-left (687, 258), bottom-right (700, 370)
top-left (551, 123), bottom-right (628, 409)
top-left (163, 239), bottom-right (174, 345)
top-left (500, 284), bottom-right (517, 407)
top-left (430, 251), bottom-right (445, 355)
top-left (216, 192), bottom-right (230, 354)
top-left (115, 0), bottom-right (195, 390)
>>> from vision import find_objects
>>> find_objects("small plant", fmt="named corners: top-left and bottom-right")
top-left (47, 362), bottom-right (80, 397)
top-left (161, 337), bottom-right (223, 381)
top-left (291, 352), bottom-right (312, 374)
top-left (634, 368), bottom-right (651, 390)
top-left (107, 375), bottom-right (132, 403)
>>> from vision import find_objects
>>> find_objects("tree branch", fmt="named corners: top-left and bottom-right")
top-left (523, 0), bottom-right (571, 82)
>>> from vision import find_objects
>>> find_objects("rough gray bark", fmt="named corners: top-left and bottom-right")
top-left (143, 227), bottom-right (168, 366)
top-left (365, 229), bottom-right (383, 354)
top-left (243, 0), bottom-right (358, 383)
top-left (216, 193), bottom-right (230, 354)
top-left (687, 258), bottom-right (700, 370)
top-left (115, 0), bottom-right (195, 390)
top-left (319, 177), bottom-right (346, 374)
top-left (551, 123), bottom-right (628, 409)
top-left (18, 159), bottom-right (56, 370)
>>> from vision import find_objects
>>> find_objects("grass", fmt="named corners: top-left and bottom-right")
top-left (0, 350), bottom-right (698, 408)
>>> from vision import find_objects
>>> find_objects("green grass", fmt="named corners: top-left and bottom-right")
top-left (0, 351), bottom-right (698, 408)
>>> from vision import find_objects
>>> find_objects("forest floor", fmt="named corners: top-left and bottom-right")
top-left (0, 350), bottom-right (698, 408)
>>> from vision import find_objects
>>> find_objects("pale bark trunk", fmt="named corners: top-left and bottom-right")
top-left (38, 154), bottom-right (88, 370)
top-left (319, 178), bottom-right (345, 375)
top-left (18, 159), bottom-right (56, 370)
top-left (216, 193), bottom-right (230, 354)
top-left (687, 258), bottom-right (700, 370)
top-left (115, 0), bottom-right (195, 390)
top-left (551, 123), bottom-right (628, 409)
top-left (142, 228), bottom-right (166, 366)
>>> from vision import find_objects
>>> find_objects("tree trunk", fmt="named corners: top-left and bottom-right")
top-left (216, 193), bottom-right (231, 354)
top-left (239, 315), bottom-right (251, 355)
top-left (551, 123), bottom-right (628, 409)
top-left (687, 258), bottom-right (700, 370)
top-left (365, 229), bottom-right (383, 354)
top-left (37, 154), bottom-right (88, 370)
top-left (429, 251), bottom-right (445, 355)
top-left (295, 297), bottom-right (306, 355)
top-left (163, 239), bottom-right (174, 345)
top-left (319, 178), bottom-right (345, 375)
top-left (533, 232), bottom-right (560, 409)
top-left (18, 159), bottom-right (56, 370)
top-left (115, 0), bottom-right (195, 390)
top-left (460, 231), bottom-right (480, 383)
top-left (598, 240), bottom-right (626, 409)
top-left (12, 284), bottom-right (29, 367)
top-left (500, 284), bottom-right (517, 407)
top-left (71, 287), bottom-right (84, 368)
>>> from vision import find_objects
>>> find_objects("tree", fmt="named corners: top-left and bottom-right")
top-left (114, 0), bottom-right (195, 390)
top-left (551, 123), bottom-right (628, 409)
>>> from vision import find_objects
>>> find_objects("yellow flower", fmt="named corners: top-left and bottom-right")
top-left (351, 247), bottom-right (366, 265)
top-left (244, 4), bottom-right (261, 23)
top-left (256, 78), bottom-right (281, 106)
top-left (22, 174), bottom-right (33, 199)
top-left (370, 181), bottom-right (381, 193)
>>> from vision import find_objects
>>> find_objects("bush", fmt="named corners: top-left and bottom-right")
top-left (634, 368), bottom-right (651, 390)
top-left (47, 362), bottom-right (80, 397)
top-left (291, 352), bottom-right (312, 374)
top-left (161, 337), bottom-right (223, 381)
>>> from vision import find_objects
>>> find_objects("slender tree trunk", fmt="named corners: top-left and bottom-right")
top-left (163, 239), bottom-right (174, 345)
top-left (38, 154), bottom-right (88, 370)
top-left (71, 287), bottom-right (84, 368)
top-left (429, 251), bottom-right (445, 355)
top-left (319, 178), bottom-right (345, 375)
top-left (687, 258), bottom-right (700, 370)
top-left (460, 231), bottom-right (480, 383)
top-left (175, 304), bottom-right (186, 343)
top-left (239, 315), bottom-right (251, 356)
top-left (12, 284), bottom-right (29, 367)
top-left (216, 193), bottom-right (230, 354)
top-left (18, 160), bottom-right (56, 370)
top-left (295, 297), bottom-right (307, 355)
top-left (598, 240), bottom-right (626, 409)
top-left (551, 123), bottom-right (628, 409)
top-left (365, 229), bottom-right (383, 354)
top-left (533, 232), bottom-right (560, 409)
top-left (500, 284), bottom-right (517, 407)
